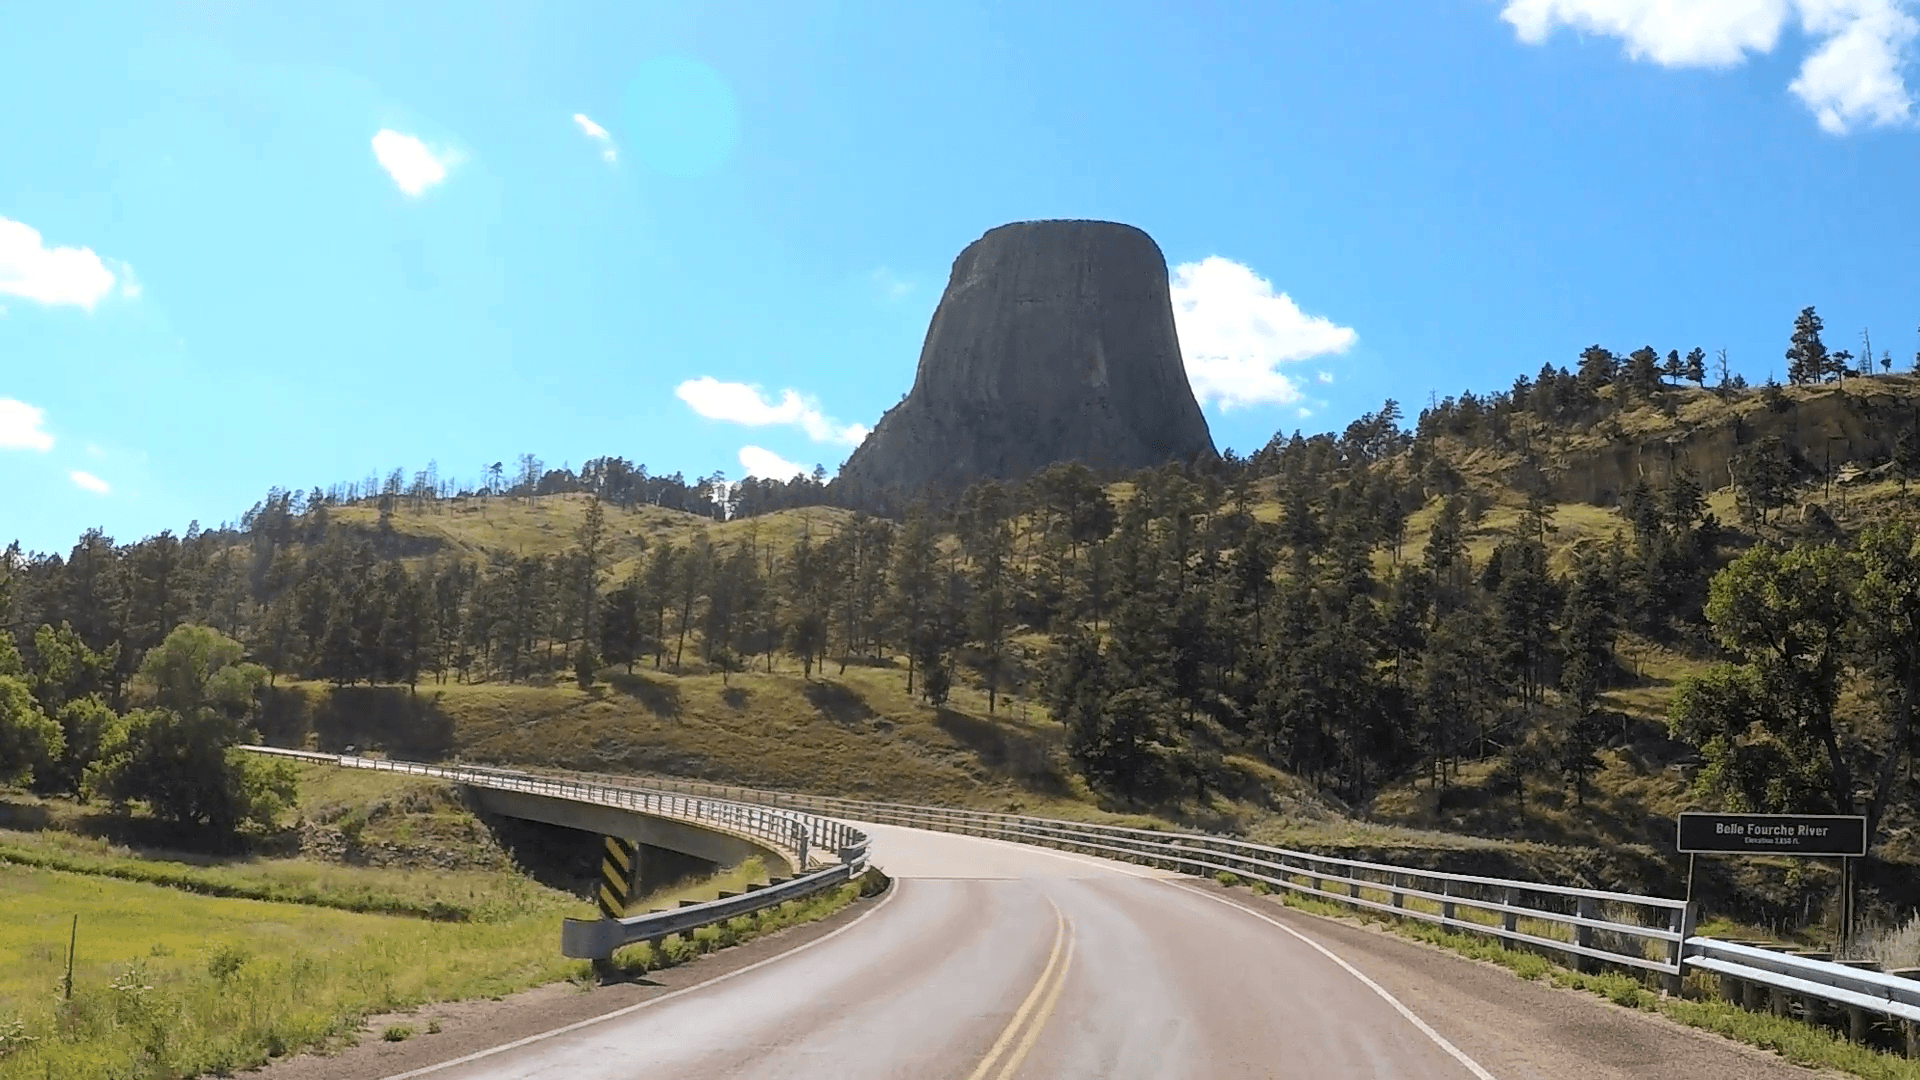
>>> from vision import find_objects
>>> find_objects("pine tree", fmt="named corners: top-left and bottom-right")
top-left (574, 496), bottom-right (609, 647)
top-left (1558, 553), bottom-right (1616, 803)
top-left (884, 508), bottom-right (939, 695)
top-left (960, 482), bottom-right (1014, 712)
top-left (1787, 306), bottom-right (1828, 384)
top-left (672, 532), bottom-right (712, 670)
top-left (1684, 347), bottom-right (1708, 387)
top-left (599, 577), bottom-right (644, 674)
top-left (641, 542), bottom-right (679, 670)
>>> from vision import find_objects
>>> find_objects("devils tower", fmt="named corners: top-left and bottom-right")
top-left (832, 220), bottom-right (1217, 515)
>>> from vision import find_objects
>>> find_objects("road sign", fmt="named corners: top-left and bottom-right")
top-left (1677, 812), bottom-right (1866, 857)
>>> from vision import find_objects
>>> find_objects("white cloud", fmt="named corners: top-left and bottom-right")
top-left (69, 469), bottom-right (109, 495)
top-left (371, 129), bottom-right (458, 196)
top-left (1792, 1), bottom-right (1920, 131)
top-left (870, 267), bottom-right (912, 300)
top-left (1169, 256), bottom-right (1358, 411)
top-left (0, 217), bottom-right (121, 309)
top-left (1499, 0), bottom-right (1919, 133)
top-left (573, 113), bottom-right (618, 162)
top-left (674, 376), bottom-right (870, 445)
top-left (0, 398), bottom-right (54, 452)
top-left (738, 445), bottom-right (808, 480)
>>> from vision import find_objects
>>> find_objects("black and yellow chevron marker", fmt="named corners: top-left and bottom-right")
top-left (598, 835), bottom-right (638, 919)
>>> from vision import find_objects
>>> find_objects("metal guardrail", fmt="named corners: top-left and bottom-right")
top-left (239, 747), bottom-right (871, 959)
top-left (596, 772), bottom-right (1920, 1049)
top-left (1682, 938), bottom-right (1920, 1049)
top-left (533, 767), bottom-right (1692, 982)
top-left (257, 748), bottom-right (1920, 1049)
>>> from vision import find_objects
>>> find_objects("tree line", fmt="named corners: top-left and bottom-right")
top-left (7, 314), bottom-right (1920, 830)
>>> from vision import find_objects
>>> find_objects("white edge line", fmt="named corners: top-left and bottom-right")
top-left (379, 878), bottom-right (903, 1080)
top-left (1168, 882), bottom-right (1500, 1080)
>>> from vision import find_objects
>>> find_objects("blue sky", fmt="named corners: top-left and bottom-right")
top-left (6, 0), bottom-right (1920, 555)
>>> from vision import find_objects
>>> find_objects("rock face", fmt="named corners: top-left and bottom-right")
top-left (832, 220), bottom-right (1216, 516)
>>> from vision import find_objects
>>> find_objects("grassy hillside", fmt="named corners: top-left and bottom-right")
top-left (324, 493), bottom-right (862, 581)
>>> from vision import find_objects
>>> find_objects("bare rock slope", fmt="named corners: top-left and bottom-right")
top-left (832, 220), bottom-right (1217, 515)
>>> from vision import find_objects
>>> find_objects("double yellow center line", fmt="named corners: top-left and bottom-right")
top-left (966, 897), bottom-right (1076, 1080)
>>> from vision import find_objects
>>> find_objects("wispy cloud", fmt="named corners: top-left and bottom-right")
top-left (1499, 0), bottom-right (1920, 134)
top-left (0, 217), bottom-right (124, 310)
top-left (371, 129), bottom-right (459, 196)
top-left (870, 267), bottom-right (912, 301)
top-left (0, 398), bottom-right (54, 452)
top-left (1169, 256), bottom-right (1358, 411)
top-left (675, 376), bottom-right (870, 445)
top-left (69, 469), bottom-right (110, 495)
top-left (573, 113), bottom-right (618, 162)
top-left (738, 445), bottom-right (808, 480)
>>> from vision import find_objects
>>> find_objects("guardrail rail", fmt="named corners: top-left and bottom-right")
top-left (241, 747), bottom-right (871, 960)
top-left (540, 766), bottom-right (1920, 1054)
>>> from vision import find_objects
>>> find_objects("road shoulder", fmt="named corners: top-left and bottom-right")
top-left (1175, 878), bottom-right (1848, 1080)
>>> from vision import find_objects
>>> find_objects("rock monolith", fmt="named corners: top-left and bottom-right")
top-left (832, 219), bottom-right (1216, 515)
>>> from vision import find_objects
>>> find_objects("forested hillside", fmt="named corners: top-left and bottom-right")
top-left (8, 315), bottom-right (1920, 899)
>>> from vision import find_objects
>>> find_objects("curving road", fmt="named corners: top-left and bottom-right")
top-left (391, 822), bottom-right (1822, 1080)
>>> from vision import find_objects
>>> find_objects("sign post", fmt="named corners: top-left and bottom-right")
top-left (1676, 812), bottom-right (1868, 950)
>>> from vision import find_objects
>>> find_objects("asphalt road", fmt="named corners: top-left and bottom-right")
top-left (395, 822), bottom-right (1825, 1080)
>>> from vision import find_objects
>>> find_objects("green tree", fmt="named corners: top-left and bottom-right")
top-left (1894, 427), bottom-right (1920, 495)
top-left (574, 495), bottom-right (609, 646)
top-left (1787, 305), bottom-right (1828, 384)
top-left (49, 696), bottom-right (120, 798)
top-left (1626, 346), bottom-right (1663, 398)
top-left (599, 577), bottom-right (645, 674)
top-left (28, 621), bottom-right (118, 714)
top-left (1849, 523), bottom-right (1920, 843)
top-left (0, 675), bottom-right (63, 787)
top-left (641, 542), bottom-right (679, 670)
top-left (1731, 436), bottom-right (1794, 524)
top-left (1558, 553), bottom-right (1616, 802)
top-left (85, 624), bottom-right (285, 833)
top-left (960, 482), bottom-right (1015, 713)
top-left (1684, 347), bottom-right (1708, 387)
top-left (884, 508), bottom-right (940, 695)
top-left (1669, 544), bottom-right (1854, 813)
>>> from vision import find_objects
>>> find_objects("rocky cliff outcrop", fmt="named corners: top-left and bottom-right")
top-left (831, 220), bottom-right (1217, 516)
top-left (1542, 380), bottom-right (1920, 506)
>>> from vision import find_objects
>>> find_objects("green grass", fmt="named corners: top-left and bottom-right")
top-left (0, 863), bottom-right (586, 1080)
top-left (323, 494), bottom-right (864, 584)
top-left (0, 834), bottom-right (554, 922)
top-left (0, 761), bottom-right (545, 922)
top-left (0, 858), bottom-right (875, 1080)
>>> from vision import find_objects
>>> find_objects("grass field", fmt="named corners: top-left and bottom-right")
top-left (0, 751), bottom-right (870, 1080)
top-left (0, 857), bottom-right (863, 1080)
top-left (0, 858), bottom-right (585, 1079)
